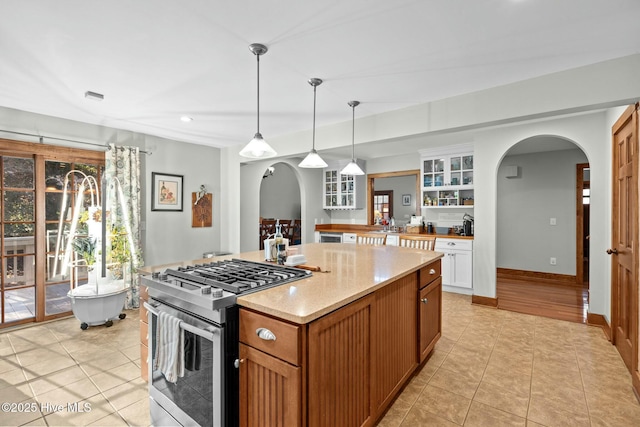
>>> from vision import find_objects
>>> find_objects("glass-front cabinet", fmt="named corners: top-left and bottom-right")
top-left (322, 160), bottom-right (366, 210)
top-left (420, 144), bottom-right (474, 208)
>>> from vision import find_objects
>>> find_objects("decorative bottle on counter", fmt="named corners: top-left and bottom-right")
top-left (277, 244), bottom-right (287, 265)
top-left (273, 220), bottom-right (283, 262)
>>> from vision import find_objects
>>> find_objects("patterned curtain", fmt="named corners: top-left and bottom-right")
top-left (105, 144), bottom-right (143, 309)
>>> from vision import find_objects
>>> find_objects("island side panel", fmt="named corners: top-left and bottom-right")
top-left (373, 272), bottom-right (418, 414)
top-left (308, 294), bottom-right (376, 427)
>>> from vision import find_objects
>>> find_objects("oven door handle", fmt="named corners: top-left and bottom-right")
top-left (144, 301), bottom-right (218, 341)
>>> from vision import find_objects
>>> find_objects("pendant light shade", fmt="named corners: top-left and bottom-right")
top-left (340, 100), bottom-right (365, 176)
top-left (299, 78), bottom-right (328, 168)
top-left (240, 43), bottom-right (277, 159)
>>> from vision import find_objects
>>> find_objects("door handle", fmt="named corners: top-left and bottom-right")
top-left (606, 248), bottom-right (618, 255)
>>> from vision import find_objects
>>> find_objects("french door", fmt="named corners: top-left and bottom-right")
top-left (0, 139), bottom-right (103, 328)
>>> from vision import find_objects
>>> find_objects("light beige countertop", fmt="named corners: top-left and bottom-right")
top-left (138, 243), bottom-right (442, 324)
top-left (235, 243), bottom-right (442, 324)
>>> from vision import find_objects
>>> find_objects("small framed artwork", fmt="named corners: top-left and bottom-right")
top-left (151, 172), bottom-right (183, 211)
top-left (402, 194), bottom-right (411, 206)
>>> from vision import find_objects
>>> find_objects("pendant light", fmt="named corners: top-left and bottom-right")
top-left (298, 78), bottom-right (328, 168)
top-left (240, 43), bottom-right (277, 159)
top-left (340, 101), bottom-right (365, 175)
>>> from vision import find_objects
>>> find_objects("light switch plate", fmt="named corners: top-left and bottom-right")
top-left (550, 218), bottom-right (557, 226)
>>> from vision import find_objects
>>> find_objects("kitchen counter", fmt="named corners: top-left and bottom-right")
top-left (315, 223), bottom-right (473, 240)
top-left (236, 242), bottom-right (442, 324)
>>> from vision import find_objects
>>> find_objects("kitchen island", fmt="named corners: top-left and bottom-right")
top-left (235, 243), bottom-right (442, 427)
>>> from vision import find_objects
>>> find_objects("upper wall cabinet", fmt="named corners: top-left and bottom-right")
top-left (420, 144), bottom-right (474, 208)
top-left (323, 160), bottom-right (366, 210)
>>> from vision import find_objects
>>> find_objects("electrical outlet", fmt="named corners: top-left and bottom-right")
top-left (550, 218), bottom-right (557, 226)
top-left (550, 257), bottom-right (557, 265)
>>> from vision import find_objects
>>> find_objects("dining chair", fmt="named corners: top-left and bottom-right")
top-left (398, 234), bottom-right (436, 250)
top-left (356, 233), bottom-right (387, 245)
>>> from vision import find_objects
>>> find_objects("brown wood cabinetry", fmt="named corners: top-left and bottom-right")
top-left (139, 284), bottom-right (149, 382)
top-left (418, 262), bottom-right (442, 363)
top-left (239, 258), bottom-right (442, 427)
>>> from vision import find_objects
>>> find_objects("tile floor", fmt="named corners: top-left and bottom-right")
top-left (1, 292), bottom-right (639, 426)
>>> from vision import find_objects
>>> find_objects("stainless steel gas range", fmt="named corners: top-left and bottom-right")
top-left (141, 258), bottom-right (311, 427)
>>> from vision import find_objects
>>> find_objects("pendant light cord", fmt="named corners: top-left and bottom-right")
top-left (351, 103), bottom-right (356, 160)
top-left (256, 54), bottom-right (260, 134)
top-left (312, 84), bottom-right (317, 150)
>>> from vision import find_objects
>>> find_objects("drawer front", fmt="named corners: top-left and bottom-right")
top-left (139, 300), bottom-right (148, 324)
top-left (419, 260), bottom-right (441, 288)
top-left (139, 284), bottom-right (149, 301)
top-left (435, 238), bottom-right (473, 251)
top-left (240, 309), bottom-right (301, 366)
top-left (140, 319), bottom-right (149, 344)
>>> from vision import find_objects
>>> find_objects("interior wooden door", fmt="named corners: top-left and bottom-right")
top-left (610, 103), bottom-right (639, 376)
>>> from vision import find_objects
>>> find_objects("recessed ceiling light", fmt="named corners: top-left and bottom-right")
top-left (180, 116), bottom-right (193, 122)
top-left (84, 91), bottom-right (104, 101)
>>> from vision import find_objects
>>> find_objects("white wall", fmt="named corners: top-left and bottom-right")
top-left (142, 135), bottom-right (221, 266)
top-left (496, 147), bottom-right (588, 275)
top-left (373, 175), bottom-right (417, 224)
top-left (473, 112), bottom-right (611, 317)
top-left (240, 158), bottom-right (329, 253)
top-left (259, 162), bottom-right (301, 220)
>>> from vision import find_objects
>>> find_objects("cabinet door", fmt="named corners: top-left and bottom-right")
top-left (374, 273), bottom-right (417, 413)
top-left (419, 277), bottom-right (442, 363)
top-left (451, 250), bottom-right (473, 289)
top-left (440, 251), bottom-right (452, 286)
top-left (239, 343), bottom-right (301, 427)
top-left (308, 294), bottom-right (375, 427)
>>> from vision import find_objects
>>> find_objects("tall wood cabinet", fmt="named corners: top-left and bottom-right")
top-left (238, 259), bottom-right (441, 427)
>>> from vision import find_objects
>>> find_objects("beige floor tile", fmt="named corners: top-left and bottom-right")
top-left (7, 328), bottom-right (59, 351)
top-left (22, 354), bottom-right (77, 380)
top-left (585, 388), bottom-right (640, 424)
top-left (0, 398), bottom-right (43, 426)
top-left (117, 396), bottom-right (150, 427)
top-left (35, 377), bottom-right (100, 414)
top-left (88, 412), bottom-right (129, 426)
top-left (527, 394), bottom-right (590, 427)
top-left (413, 384), bottom-right (472, 425)
top-left (20, 416), bottom-right (47, 426)
top-left (79, 350), bottom-right (132, 376)
top-left (464, 401), bottom-right (526, 427)
top-left (473, 380), bottom-right (530, 418)
top-left (0, 382), bottom-right (33, 404)
top-left (0, 353), bottom-right (21, 374)
top-left (28, 365), bottom-right (90, 397)
top-left (44, 393), bottom-right (115, 427)
top-left (89, 360), bottom-right (141, 393)
top-left (400, 405), bottom-right (460, 426)
top-left (376, 406), bottom-right (407, 427)
top-left (101, 377), bottom-right (149, 411)
top-left (530, 376), bottom-right (588, 414)
top-left (428, 366), bottom-right (481, 399)
top-left (0, 367), bottom-right (28, 390)
top-left (15, 342), bottom-right (69, 367)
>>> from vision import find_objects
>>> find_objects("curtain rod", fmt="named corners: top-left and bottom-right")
top-left (0, 129), bottom-right (152, 155)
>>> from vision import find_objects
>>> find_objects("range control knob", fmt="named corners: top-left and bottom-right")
top-left (201, 286), bottom-right (212, 295)
top-left (211, 288), bottom-right (224, 298)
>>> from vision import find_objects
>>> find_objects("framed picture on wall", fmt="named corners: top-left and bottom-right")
top-left (402, 194), bottom-right (411, 206)
top-left (151, 172), bottom-right (183, 211)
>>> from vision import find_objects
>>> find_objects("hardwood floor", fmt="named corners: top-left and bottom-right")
top-left (497, 276), bottom-right (588, 323)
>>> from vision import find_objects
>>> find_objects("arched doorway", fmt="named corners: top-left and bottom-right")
top-left (258, 162), bottom-right (302, 249)
top-left (495, 136), bottom-right (590, 323)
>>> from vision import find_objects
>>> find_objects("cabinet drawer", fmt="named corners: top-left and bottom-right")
top-left (139, 285), bottom-right (149, 300)
top-left (140, 343), bottom-right (149, 382)
top-left (140, 319), bottom-right (149, 344)
top-left (343, 232), bottom-right (357, 244)
top-left (419, 260), bottom-right (441, 288)
top-left (139, 300), bottom-right (148, 324)
top-left (434, 238), bottom-right (473, 251)
top-left (240, 309), bottom-right (301, 366)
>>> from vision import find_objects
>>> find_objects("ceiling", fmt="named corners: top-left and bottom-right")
top-left (2, 0), bottom-right (639, 157)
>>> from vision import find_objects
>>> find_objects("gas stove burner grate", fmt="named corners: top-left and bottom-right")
top-left (163, 258), bottom-right (311, 295)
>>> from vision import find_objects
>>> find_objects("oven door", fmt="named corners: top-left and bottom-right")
top-left (146, 300), bottom-right (224, 427)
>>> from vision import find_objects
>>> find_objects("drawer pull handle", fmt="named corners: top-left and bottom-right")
top-left (447, 242), bottom-right (455, 246)
top-left (256, 328), bottom-right (277, 341)
top-left (429, 269), bottom-right (436, 275)
top-left (421, 298), bottom-right (428, 304)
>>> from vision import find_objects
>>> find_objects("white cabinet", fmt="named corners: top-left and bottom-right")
top-left (385, 234), bottom-right (399, 246)
top-left (343, 233), bottom-right (357, 244)
top-left (323, 160), bottom-right (366, 209)
top-left (434, 238), bottom-right (472, 289)
top-left (420, 144), bottom-right (474, 208)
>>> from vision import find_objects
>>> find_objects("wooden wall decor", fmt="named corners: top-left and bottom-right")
top-left (192, 192), bottom-right (212, 227)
